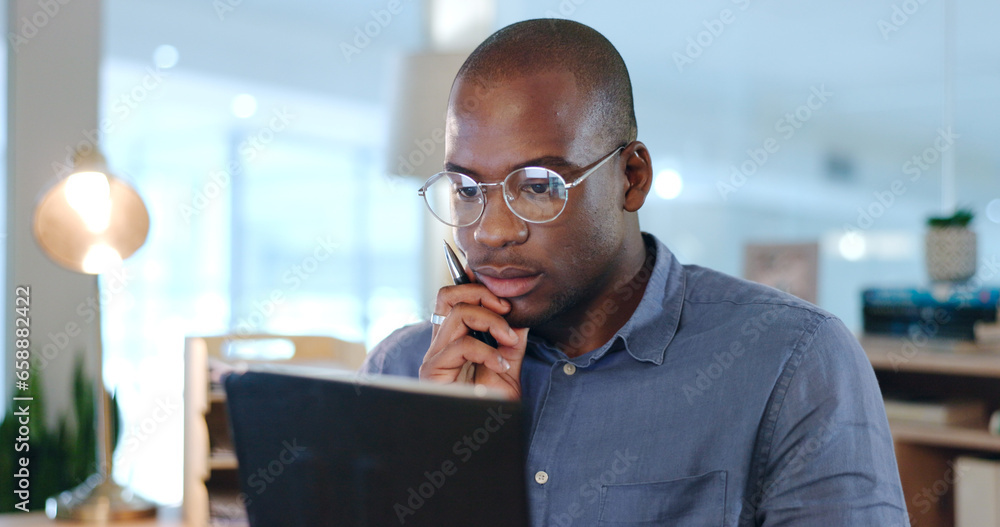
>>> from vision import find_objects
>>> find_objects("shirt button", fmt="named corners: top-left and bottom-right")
top-left (534, 471), bottom-right (549, 485)
top-left (563, 363), bottom-right (577, 376)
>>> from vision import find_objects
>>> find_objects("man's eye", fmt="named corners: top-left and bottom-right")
top-left (523, 182), bottom-right (550, 195)
top-left (456, 186), bottom-right (480, 199)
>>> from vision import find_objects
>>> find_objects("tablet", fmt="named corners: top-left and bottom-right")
top-left (224, 364), bottom-right (529, 526)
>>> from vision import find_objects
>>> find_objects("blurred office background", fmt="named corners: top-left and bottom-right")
top-left (3, 0), bottom-right (999, 508)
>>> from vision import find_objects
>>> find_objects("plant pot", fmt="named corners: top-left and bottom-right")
top-left (925, 226), bottom-right (977, 282)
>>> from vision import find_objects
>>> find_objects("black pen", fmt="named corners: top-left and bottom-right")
top-left (443, 240), bottom-right (500, 383)
top-left (443, 240), bottom-right (499, 348)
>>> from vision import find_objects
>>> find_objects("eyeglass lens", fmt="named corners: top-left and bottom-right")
top-left (422, 168), bottom-right (570, 227)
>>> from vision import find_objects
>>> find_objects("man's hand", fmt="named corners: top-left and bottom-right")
top-left (420, 282), bottom-right (529, 400)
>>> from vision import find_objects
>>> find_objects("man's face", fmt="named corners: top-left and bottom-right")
top-left (444, 70), bottom-right (628, 329)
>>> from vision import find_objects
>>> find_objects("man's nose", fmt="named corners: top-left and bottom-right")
top-left (473, 188), bottom-right (528, 248)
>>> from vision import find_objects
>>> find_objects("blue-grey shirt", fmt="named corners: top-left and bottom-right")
top-left (361, 234), bottom-right (909, 526)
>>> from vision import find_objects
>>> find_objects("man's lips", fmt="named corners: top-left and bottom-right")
top-left (473, 267), bottom-right (542, 299)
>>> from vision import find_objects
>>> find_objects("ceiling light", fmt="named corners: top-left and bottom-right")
top-left (653, 169), bottom-right (684, 200)
top-left (153, 44), bottom-right (179, 69)
top-left (986, 199), bottom-right (1000, 224)
top-left (838, 232), bottom-right (867, 261)
top-left (231, 94), bottom-right (257, 118)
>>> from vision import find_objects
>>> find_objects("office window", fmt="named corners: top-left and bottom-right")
top-left (101, 2), bottom-right (425, 502)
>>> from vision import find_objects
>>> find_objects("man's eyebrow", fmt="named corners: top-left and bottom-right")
top-left (444, 162), bottom-right (479, 176)
top-left (518, 156), bottom-right (575, 170)
top-left (444, 156), bottom-right (577, 178)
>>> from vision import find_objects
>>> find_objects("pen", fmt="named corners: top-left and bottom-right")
top-left (443, 240), bottom-right (499, 348)
top-left (443, 240), bottom-right (499, 383)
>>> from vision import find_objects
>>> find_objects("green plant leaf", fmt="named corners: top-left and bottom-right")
top-left (928, 208), bottom-right (974, 227)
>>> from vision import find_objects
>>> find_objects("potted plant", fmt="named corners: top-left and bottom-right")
top-left (925, 208), bottom-right (976, 282)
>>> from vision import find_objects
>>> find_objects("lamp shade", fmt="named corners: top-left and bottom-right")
top-left (33, 150), bottom-right (150, 274)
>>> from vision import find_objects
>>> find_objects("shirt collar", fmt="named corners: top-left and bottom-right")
top-left (613, 233), bottom-right (684, 365)
top-left (527, 233), bottom-right (684, 366)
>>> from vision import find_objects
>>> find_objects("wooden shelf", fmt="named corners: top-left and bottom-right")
top-left (860, 334), bottom-right (1000, 526)
top-left (861, 335), bottom-right (1000, 378)
top-left (209, 452), bottom-right (239, 470)
top-left (889, 420), bottom-right (1000, 453)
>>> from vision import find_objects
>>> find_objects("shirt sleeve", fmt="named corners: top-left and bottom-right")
top-left (358, 321), bottom-right (432, 378)
top-left (749, 316), bottom-right (910, 526)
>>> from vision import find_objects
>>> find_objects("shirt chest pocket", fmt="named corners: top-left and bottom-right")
top-left (597, 470), bottom-right (727, 526)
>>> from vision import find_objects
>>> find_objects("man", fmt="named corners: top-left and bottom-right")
top-left (362, 18), bottom-right (909, 526)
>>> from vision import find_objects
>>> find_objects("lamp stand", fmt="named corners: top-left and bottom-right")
top-left (46, 279), bottom-right (156, 521)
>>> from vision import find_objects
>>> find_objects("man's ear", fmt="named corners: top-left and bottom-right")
top-left (622, 141), bottom-right (653, 212)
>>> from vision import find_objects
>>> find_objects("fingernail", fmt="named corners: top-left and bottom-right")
top-left (498, 355), bottom-right (511, 372)
top-left (507, 327), bottom-right (517, 341)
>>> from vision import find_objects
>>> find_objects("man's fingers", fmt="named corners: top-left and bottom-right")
top-left (423, 284), bottom-right (526, 400)
top-left (431, 303), bottom-right (519, 349)
top-left (421, 336), bottom-right (512, 377)
top-left (434, 283), bottom-right (511, 319)
top-left (505, 328), bottom-right (530, 359)
top-left (472, 327), bottom-right (530, 399)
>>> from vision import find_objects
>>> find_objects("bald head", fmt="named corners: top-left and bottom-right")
top-left (455, 19), bottom-right (637, 150)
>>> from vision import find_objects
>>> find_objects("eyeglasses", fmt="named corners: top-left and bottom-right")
top-left (418, 146), bottom-right (625, 227)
